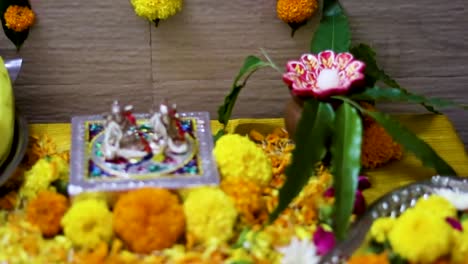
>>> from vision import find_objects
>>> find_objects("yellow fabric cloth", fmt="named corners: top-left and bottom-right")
top-left (29, 114), bottom-right (468, 204)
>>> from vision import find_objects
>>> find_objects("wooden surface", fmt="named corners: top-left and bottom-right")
top-left (1, 0), bottom-right (468, 147)
top-left (29, 115), bottom-right (468, 203)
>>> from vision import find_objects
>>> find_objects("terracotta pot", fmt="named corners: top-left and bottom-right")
top-left (284, 96), bottom-right (304, 140)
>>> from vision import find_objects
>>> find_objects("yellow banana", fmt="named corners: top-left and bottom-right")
top-left (0, 57), bottom-right (15, 166)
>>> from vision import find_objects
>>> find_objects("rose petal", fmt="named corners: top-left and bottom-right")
top-left (318, 50), bottom-right (336, 69)
top-left (323, 187), bottom-right (335, 198)
top-left (313, 226), bottom-right (336, 255)
top-left (358, 176), bottom-right (371, 191)
top-left (334, 52), bottom-right (354, 71)
top-left (446, 217), bottom-right (463, 231)
top-left (353, 190), bottom-right (367, 216)
top-left (301, 53), bottom-right (320, 72)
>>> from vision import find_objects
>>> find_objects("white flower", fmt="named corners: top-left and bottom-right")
top-left (277, 237), bottom-right (321, 264)
top-left (434, 188), bottom-right (468, 210)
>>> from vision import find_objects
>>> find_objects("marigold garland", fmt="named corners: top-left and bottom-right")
top-left (26, 191), bottom-right (68, 237)
top-left (61, 199), bottom-right (113, 250)
top-left (113, 188), bottom-right (185, 253)
top-left (3, 5), bottom-right (35, 32)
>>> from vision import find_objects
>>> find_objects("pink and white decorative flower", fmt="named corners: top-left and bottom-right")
top-left (282, 50), bottom-right (366, 99)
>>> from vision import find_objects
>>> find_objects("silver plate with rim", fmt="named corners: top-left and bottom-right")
top-left (321, 175), bottom-right (468, 264)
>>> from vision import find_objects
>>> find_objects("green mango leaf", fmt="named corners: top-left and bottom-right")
top-left (0, 0), bottom-right (32, 51)
top-left (217, 56), bottom-right (271, 127)
top-left (269, 99), bottom-right (335, 222)
top-left (330, 102), bottom-right (362, 240)
top-left (311, 0), bottom-right (350, 53)
top-left (213, 129), bottom-right (225, 143)
top-left (333, 95), bottom-right (456, 175)
top-left (350, 86), bottom-right (468, 112)
top-left (350, 43), bottom-right (438, 113)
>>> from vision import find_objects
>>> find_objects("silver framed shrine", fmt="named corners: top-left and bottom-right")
top-left (69, 102), bottom-right (219, 196)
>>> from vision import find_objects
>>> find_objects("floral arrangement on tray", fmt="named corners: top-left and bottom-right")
top-left (1, 0), bottom-right (35, 50)
top-left (215, 0), bottom-right (468, 243)
top-left (0, 122), bottom-right (372, 263)
top-left (349, 192), bottom-right (468, 263)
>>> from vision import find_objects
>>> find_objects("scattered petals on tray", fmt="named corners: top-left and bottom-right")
top-left (0, 128), bottom-right (372, 263)
top-left (350, 193), bottom-right (468, 264)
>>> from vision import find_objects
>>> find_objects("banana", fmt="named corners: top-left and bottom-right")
top-left (0, 57), bottom-right (15, 166)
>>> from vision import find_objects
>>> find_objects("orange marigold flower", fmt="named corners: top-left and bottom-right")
top-left (26, 190), bottom-right (69, 237)
top-left (4, 5), bottom-right (35, 32)
top-left (113, 188), bottom-right (185, 253)
top-left (276, 0), bottom-right (318, 24)
top-left (361, 121), bottom-right (403, 169)
top-left (221, 178), bottom-right (268, 225)
top-left (348, 252), bottom-right (389, 264)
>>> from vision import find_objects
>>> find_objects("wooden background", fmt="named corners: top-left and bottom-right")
top-left (1, 0), bottom-right (467, 147)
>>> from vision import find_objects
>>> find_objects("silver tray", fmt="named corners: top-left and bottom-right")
top-left (0, 112), bottom-right (29, 187)
top-left (321, 175), bottom-right (468, 264)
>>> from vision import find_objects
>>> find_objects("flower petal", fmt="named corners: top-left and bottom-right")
top-left (334, 52), bottom-right (354, 71)
top-left (446, 217), bottom-right (463, 231)
top-left (358, 176), bottom-right (371, 191)
top-left (344, 61), bottom-right (365, 80)
top-left (313, 226), bottom-right (336, 256)
top-left (353, 190), bottom-right (367, 216)
top-left (301, 53), bottom-right (320, 73)
top-left (318, 50), bottom-right (336, 69)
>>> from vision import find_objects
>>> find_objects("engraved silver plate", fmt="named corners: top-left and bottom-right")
top-left (321, 175), bottom-right (468, 264)
top-left (69, 112), bottom-right (219, 195)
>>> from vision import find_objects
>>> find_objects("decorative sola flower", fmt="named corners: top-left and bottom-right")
top-left (283, 50), bottom-right (365, 99)
top-left (277, 237), bottom-right (321, 264)
top-left (130, 0), bottom-right (182, 26)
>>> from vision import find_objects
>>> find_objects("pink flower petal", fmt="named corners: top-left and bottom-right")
top-left (313, 226), bottom-right (336, 255)
top-left (345, 61), bottom-right (365, 78)
top-left (318, 50), bottom-right (336, 69)
top-left (334, 52), bottom-right (354, 71)
top-left (301, 53), bottom-right (320, 73)
top-left (446, 217), bottom-right (463, 231)
top-left (358, 176), bottom-right (371, 191)
top-left (353, 190), bottom-right (367, 216)
top-left (324, 187), bottom-right (335, 198)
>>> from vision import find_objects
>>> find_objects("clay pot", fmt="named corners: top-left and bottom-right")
top-left (284, 96), bottom-right (304, 140)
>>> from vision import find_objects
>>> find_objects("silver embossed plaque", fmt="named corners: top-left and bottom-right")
top-left (69, 112), bottom-right (219, 195)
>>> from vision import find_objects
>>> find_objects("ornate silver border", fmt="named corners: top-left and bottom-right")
top-left (69, 112), bottom-right (219, 195)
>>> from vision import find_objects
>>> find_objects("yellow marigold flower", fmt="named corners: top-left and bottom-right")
top-left (113, 188), bottom-right (185, 253)
top-left (26, 191), bottom-right (68, 237)
top-left (130, 0), bottom-right (182, 21)
top-left (369, 217), bottom-right (396, 243)
top-left (414, 195), bottom-right (456, 218)
top-left (451, 220), bottom-right (468, 263)
top-left (214, 134), bottom-right (272, 186)
top-left (276, 0), bottom-right (318, 24)
top-left (61, 199), bottom-right (113, 250)
top-left (183, 187), bottom-right (237, 244)
top-left (388, 209), bottom-right (452, 263)
top-left (4, 5), bottom-right (35, 32)
top-left (20, 158), bottom-right (60, 200)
